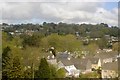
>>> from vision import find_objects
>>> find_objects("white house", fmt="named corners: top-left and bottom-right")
top-left (64, 65), bottom-right (80, 77)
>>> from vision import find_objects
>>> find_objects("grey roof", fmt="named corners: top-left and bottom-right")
top-left (57, 52), bottom-right (71, 59)
top-left (90, 58), bottom-right (99, 64)
top-left (72, 58), bottom-right (92, 70)
top-left (82, 56), bottom-right (99, 64)
top-left (58, 58), bottom-right (92, 70)
top-left (94, 51), bottom-right (118, 60)
top-left (60, 59), bottom-right (73, 66)
top-left (56, 52), bottom-right (101, 70)
top-left (102, 61), bottom-right (118, 71)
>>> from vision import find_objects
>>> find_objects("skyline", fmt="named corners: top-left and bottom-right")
top-left (0, 0), bottom-right (119, 26)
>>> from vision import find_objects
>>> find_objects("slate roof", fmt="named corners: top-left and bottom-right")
top-left (58, 58), bottom-right (92, 70)
top-left (94, 51), bottom-right (118, 59)
top-left (90, 58), bottom-right (99, 64)
top-left (56, 52), bottom-right (100, 70)
top-left (56, 52), bottom-right (71, 59)
top-left (58, 58), bottom-right (73, 66)
top-left (79, 53), bottom-right (100, 64)
top-left (72, 58), bottom-right (92, 70)
top-left (102, 61), bottom-right (118, 71)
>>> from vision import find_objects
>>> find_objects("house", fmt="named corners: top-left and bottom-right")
top-left (56, 52), bottom-right (81, 78)
top-left (64, 65), bottom-right (80, 77)
top-left (56, 52), bottom-right (102, 75)
top-left (45, 51), bottom-right (58, 67)
top-left (83, 55), bottom-right (101, 70)
top-left (72, 58), bottom-right (92, 74)
top-left (57, 61), bottom-right (64, 69)
top-left (9, 32), bottom-right (15, 35)
top-left (101, 61), bottom-right (118, 78)
top-left (47, 58), bottom-right (57, 66)
top-left (94, 51), bottom-right (118, 65)
top-left (57, 58), bottom-right (80, 77)
top-left (90, 58), bottom-right (101, 70)
top-left (56, 52), bottom-right (72, 59)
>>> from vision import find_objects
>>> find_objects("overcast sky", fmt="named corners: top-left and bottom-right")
top-left (0, 0), bottom-right (119, 26)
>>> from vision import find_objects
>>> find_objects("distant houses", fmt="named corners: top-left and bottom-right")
top-left (46, 50), bottom-right (119, 78)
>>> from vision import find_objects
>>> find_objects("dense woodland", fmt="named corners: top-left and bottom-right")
top-left (1, 22), bottom-right (119, 79)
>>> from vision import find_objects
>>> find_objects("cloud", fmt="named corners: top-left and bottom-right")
top-left (0, 2), bottom-right (118, 26)
top-left (0, 0), bottom-right (119, 2)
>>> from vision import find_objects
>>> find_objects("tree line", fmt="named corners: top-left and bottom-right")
top-left (2, 22), bottom-right (120, 38)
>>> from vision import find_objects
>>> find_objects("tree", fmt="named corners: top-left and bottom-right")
top-left (56, 68), bottom-right (66, 78)
top-left (49, 65), bottom-right (57, 78)
top-left (35, 58), bottom-right (51, 78)
top-left (2, 46), bottom-right (24, 79)
top-left (7, 56), bottom-right (23, 78)
top-left (23, 68), bottom-right (33, 78)
top-left (2, 23), bottom-right (8, 26)
top-left (96, 37), bottom-right (108, 50)
top-left (112, 42), bottom-right (119, 51)
top-left (2, 46), bottom-right (12, 79)
top-left (22, 34), bottom-right (40, 47)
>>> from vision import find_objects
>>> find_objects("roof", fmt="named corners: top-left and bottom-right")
top-left (90, 58), bottom-right (99, 64)
top-left (56, 52), bottom-right (101, 70)
top-left (81, 56), bottom-right (99, 64)
top-left (59, 58), bottom-right (73, 66)
top-left (56, 52), bottom-right (71, 59)
top-left (69, 58), bottom-right (92, 70)
top-left (94, 51), bottom-right (118, 60)
top-left (64, 65), bottom-right (80, 75)
top-left (102, 61), bottom-right (118, 71)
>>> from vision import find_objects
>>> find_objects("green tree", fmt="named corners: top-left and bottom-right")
top-left (7, 56), bottom-right (23, 78)
top-left (2, 46), bottom-right (12, 79)
top-left (35, 58), bottom-right (51, 78)
top-left (49, 65), bottom-right (57, 78)
top-left (22, 34), bottom-right (41, 48)
top-left (112, 42), bottom-right (119, 51)
top-left (2, 46), bottom-right (24, 79)
top-left (96, 37), bottom-right (108, 50)
top-left (56, 68), bottom-right (66, 78)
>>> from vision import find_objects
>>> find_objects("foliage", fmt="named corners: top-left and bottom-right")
top-left (3, 22), bottom-right (119, 37)
top-left (22, 34), bottom-right (41, 47)
top-left (95, 37), bottom-right (108, 50)
top-left (79, 72), bottom-right (100, 78)
top-left (56, 68), bottom-right (66, 78)
top-left (23, 68), bottom-right (33, 78)
top-left (35, 58), bottom-right (66, 79)
top-left (35, 58), bottom-right (51, 78)
top-left (2, 46), bottom-right (24, 78)
top-left (49, 65), bottom-right (57, 78)
top-left (112, 42), bottom-right (119, 51)
top-left (41, 34), bottom-right (82, 52)
top-left (7, 56), bottom-right (23, 78)
top-left (2, 46), bottom-right (12, 75)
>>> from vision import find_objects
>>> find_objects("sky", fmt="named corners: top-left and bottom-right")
top-left (0, 0), bottom-right (119, 26)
